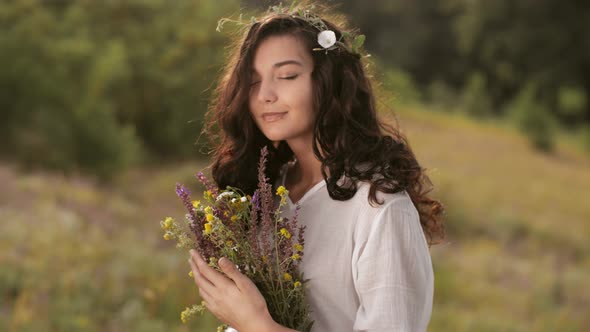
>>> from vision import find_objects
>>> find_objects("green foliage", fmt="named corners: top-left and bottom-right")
top-left (558, 86), bottom-right (587, 117)
top-left (427, 80), bottom-right (459, 111)
top-left (72, 102), bottom-right (142, 180)
top-left (382, 67), bottom-right (422, 105)
top-left (581, 125), bottom-right (590, 152)
top-left (507, 83), bottom-right (557, 152)
top-left (460, 71), bottom-right (493, 118)
top-left (0, 0), bottom-right (239, 179)
top-left (326, 0), bottom-right (590, 130)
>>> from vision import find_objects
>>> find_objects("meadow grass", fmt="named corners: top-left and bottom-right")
top-left (0, 162), bottom-right (220, 331)
top-left (390, 105), bottom-right (590, 331)
top-left (1, 106), bottom-right (589, 331)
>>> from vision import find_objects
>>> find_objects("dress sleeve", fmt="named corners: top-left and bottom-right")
top-left (353, 198), bottom-right (434, 332)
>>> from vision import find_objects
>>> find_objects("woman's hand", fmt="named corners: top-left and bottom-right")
top-left (188, 249), bottom-right (274, 332)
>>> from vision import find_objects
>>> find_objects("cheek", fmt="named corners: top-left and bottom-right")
top-left (247, 93), bottom-right (255, 112)
top-left (302, 96), bottom-right (316, 126)
top-left (248, 99), bottom-right (260, 123)
top-left (289, 79), bottom-right (315, 119)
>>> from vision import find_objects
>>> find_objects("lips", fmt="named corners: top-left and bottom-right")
top-left (262, 112), bottom-right (288, 122)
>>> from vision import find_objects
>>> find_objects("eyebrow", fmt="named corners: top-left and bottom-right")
top-left (252, 60), bottom-right (303, 75)
top-left (273, 60), bottom-right (303, 68)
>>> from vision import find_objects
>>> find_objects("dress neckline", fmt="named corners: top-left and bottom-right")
top-left (281, 159), bottom-right (326, 206)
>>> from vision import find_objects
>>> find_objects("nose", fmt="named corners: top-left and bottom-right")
top-left (256, 80), bottom-right (278, 104)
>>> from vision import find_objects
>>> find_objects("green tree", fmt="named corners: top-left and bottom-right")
top-left (507, 83), bottom-right (557, 152)
top-left (0, 0), bottom-right (239, 178)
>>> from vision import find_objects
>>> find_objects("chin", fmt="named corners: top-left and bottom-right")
top-left (259, 127), bottom-right (287, 142)
top-left (263, 133), bottom-right (289, 142)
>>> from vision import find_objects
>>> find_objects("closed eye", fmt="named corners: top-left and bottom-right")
top-left (251, 75), bottom-right (298, 87)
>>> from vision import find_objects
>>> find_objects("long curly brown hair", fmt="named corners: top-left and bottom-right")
top-left (204, 4), bottom-right (445, 246)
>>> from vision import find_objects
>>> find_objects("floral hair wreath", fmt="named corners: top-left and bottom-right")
top-left (216, 1), bottom-right (369, 57)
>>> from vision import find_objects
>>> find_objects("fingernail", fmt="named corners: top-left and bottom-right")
top-left (219, 257), bottom-right (229, 267)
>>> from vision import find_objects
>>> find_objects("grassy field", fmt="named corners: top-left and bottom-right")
top-left (393, 107), bottom-right (590, 331)
top-left (1, 107), bottom-right (589, 331)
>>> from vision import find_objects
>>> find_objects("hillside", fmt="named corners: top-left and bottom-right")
top-left (1, 107), bottom-right (589, 331)
top-left (394, 107), bottom-right (590, 331)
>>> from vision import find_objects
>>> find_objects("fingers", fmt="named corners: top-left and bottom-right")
top-left (188, 255), bottom-right (215, 294)
top-left (189, 250), bottom-right (233, 289)
top-left (219, 257), bottom-right (248, 291)
top-left (198, 285), bottom-right (213, 305)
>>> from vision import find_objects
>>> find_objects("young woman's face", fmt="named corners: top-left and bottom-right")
top-left (248, 34), bottom-right (315, 143)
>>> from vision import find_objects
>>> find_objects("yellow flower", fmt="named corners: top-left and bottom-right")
top-left (206, 214), bottom-right (214, 222)
top-left (204, 190), bottom-right (213, 200)
top-left (180, 307), bottom-right (190, 323)
top-left (280, 228), bottom-right (291, 239)
top-left (162, 217), bottom-right (173, 229)
top-left (291, 253), bottom-right (300, 261)
top-left (276, 185), bottom-right (287, 196)
top-left (283, 272), bottom-right (292, 281)
top-left (204, 223), bottom-right (212, 235)
top-left (230, 215), bottom-right (238, 222)
top-left (192, 200), bottom-right (200, 208)
top-left (293, 243), bottom-right (303, 252)
top-left (224, 211), bottom-right (229, 217)
top-left (163, 233), bottom-right (172, 240)
top-left (204, 206), bottom-right (212, 214)
top-left (189, 271), bottom-right (194, 277)
top-left (294, 281), bottom-right (302, 288)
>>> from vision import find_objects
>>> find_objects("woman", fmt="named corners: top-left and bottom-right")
top-left (188, 3), bottom-right (445, 332)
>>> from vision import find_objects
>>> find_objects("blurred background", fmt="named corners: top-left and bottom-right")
top-left (1, 0), bottom-right (589, 331)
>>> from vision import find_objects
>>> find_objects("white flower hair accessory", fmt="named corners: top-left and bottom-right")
top-left (216, 1), bottom-right (368, 57)
top-left (317, 30), bottom-right (336, 49)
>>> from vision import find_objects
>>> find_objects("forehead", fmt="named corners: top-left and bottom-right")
top-left (252, 35), bottom-right (313, 73)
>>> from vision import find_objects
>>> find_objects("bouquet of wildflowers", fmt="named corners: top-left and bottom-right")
top-left (160, 147), bottom-right (314, 332)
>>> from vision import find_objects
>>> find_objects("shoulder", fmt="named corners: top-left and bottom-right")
top-left (354, 181), bottom-right (418, 220)
top-left (347, 162), bottom-right (417, 217)
top-left (352, 181), bottom-right (421, 243)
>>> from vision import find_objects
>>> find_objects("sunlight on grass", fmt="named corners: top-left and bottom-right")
top-left (2, 107), bottom-right (589, 331)
top-left (389, 106), bottom-right (590, 331)
top-left (0, 160), bottom-right (222, 331)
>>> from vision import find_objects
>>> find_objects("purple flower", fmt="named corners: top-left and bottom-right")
top-left (175, 184), bottom-right (199, 228)
top-left (257, 147), bottom-right (274, 257)
top-left (195, 171), bottom-right (219, 196)
top-left (175, 183), bottom-right (208, 254)
top-left (249, 190), bottom-right (261, 258)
